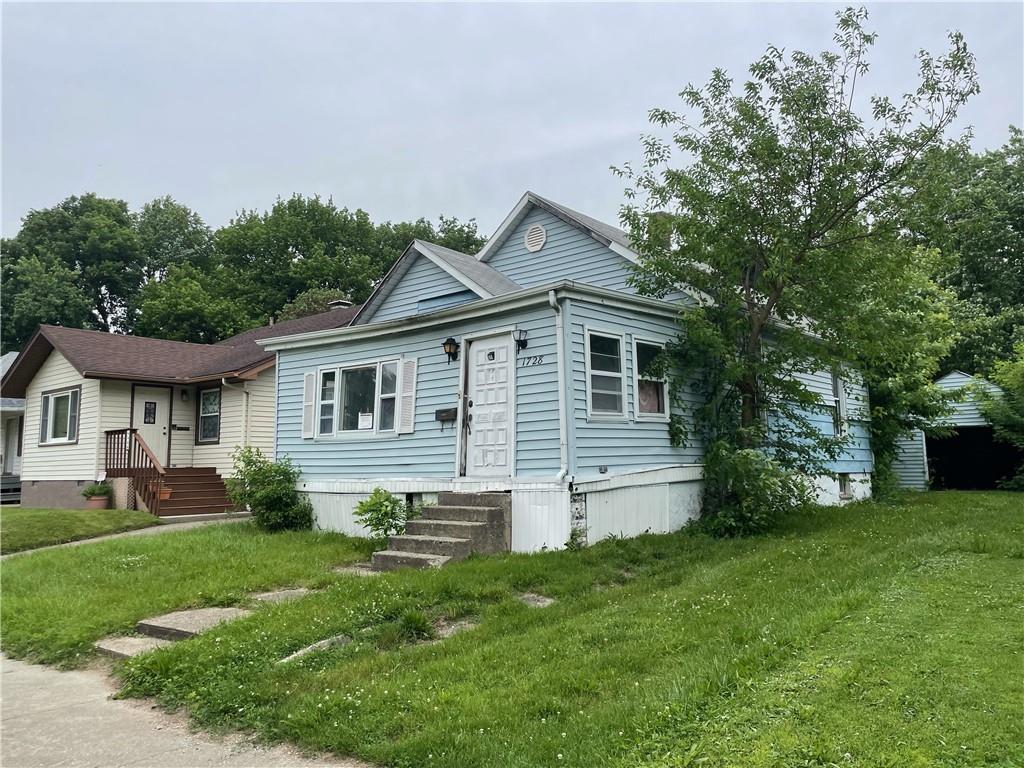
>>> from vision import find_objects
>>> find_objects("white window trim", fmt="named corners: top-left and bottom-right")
top-left (197, 387), bottom-right (221, 444)
top-left (584, 327), bottom-right (628, 422)
top-left (317, 370), bottom-right (337, 437)
top-left (632, 336), bottom-right (670, 423)
top-left (41, 388), bottom-right (77, 444)
top-left (831, 371), bottom-right (849, 437)
top-left (314, 357), bottom-right (402, 440)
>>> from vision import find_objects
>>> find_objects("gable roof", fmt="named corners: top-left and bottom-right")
top-left (352, 240), bottom-right (520, 325)
top-left (0, 304), bottom-right (360, 398)
top-left (1, 352), bottom-right (25, 410)
top-left (477, 191), bottom-right (637, 264)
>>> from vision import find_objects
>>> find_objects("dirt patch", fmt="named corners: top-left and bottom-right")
top-left (517, 592), bottom-right (555, 608)
top-left (433, 617), bottom-right (478, 639)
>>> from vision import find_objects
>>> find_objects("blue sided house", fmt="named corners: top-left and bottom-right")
top-left (260, 192), bottom-right (873, 564)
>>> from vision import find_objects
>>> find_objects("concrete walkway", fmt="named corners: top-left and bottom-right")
top-left (0, 656), bottom-right (364, 768)
top-left (1, 517), bottom-right (248, 560)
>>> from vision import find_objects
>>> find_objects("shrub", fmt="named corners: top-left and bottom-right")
top-left (700, 442), bottom-right (812, 537)
top-left (353, 488), bottom-right (418, 539)
top-left (81, 482), bottom-right (111, 498)
top-left (226, 447), bottom-right (313, 532)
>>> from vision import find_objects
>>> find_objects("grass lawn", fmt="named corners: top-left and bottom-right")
top-left (3, 493), bottom-right (1022, 766)
top-left (0, 506), bottom-right (160, 554)
top-left (0, 522), bottom-right (375, 665)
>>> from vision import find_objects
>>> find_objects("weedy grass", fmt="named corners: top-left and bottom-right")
top-left (0, 506), bottom-right (159, 554)
top-left (0, 521), bottom-right (374, 665)
top-left (3, 492), bottom-right (1021, 766)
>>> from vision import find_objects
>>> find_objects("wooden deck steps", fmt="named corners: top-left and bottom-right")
top-left (157, 467), bottom-right (235, 516)
top-left (370, 491), bottom-right (511, 571)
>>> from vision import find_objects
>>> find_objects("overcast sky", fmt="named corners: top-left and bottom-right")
top-left (2, 2), bottom-right (1021, 239)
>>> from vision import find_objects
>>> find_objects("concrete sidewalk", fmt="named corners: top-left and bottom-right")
top-left (0, 657), bottom-right (364, 767)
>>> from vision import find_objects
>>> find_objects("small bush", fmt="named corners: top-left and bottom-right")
top-left (226, 447), bottom-right (313, 532)
top-left (81, 482), bottom-right (111, 498)
top-left (701, 442), bottom-right (811, 537)
top-left (354, 488), bottom-right (418, 539)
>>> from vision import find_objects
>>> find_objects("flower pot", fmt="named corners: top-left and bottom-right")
top-left (158, 487), bottom-right (172, 501)
top-left (84, 495), bottom-right (109, 510)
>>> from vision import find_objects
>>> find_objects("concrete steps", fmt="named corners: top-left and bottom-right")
top-left (135, 607), bottom-right (252, 641)
top-left (370, 491), bottom-right (510, 572)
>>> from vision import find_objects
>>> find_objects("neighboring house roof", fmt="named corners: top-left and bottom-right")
top-left (352, 240), bottom-right (521, 325)
top-left (0, 304), bottom-right (360, 398)
top-left (0, 352), bottom-right (25, 411)
top-left (477, 191), bottom-right (637, 263)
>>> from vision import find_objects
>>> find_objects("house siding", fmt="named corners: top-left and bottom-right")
top-left (368, 254), bottom-right (476, 324)
top-left (566, 298), bottom-right (700, 479)
top-left (934, 370), bottom-right (997, 427)
top-left (21, 350), bottom-right (100, 482)
top-left (893, 431), bottom-right (929, 490)
top-left (192, 368), bottom-right (275, 476)
top-left (486, 208), bottom-right (638, 293)
top-left (275, 304), bottom-right (560, 480)
top-left (169, 386), bottom-right (195, 468)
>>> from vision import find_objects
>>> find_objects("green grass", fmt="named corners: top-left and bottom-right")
top-left (0, 507), bottom-right (160, 554)
top-left (3, 493), bottom-right (1022, 766)
top-left (0, 522), bottom-right (374, 665)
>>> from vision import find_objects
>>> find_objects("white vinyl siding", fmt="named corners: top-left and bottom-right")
top-left (21, 350), bottom-right (100, 482)
top-left (192, 368), bottom-right (276, 476)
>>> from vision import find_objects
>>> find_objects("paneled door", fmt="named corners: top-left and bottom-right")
top-left (464, 334), bottom-right (513, 477)
top-left (132, 385), bottom-right (171, 464)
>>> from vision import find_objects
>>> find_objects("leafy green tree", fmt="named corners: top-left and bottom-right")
top-left (3, 194), bottom-right (142, 333)
top-left (1, 252), bottom-right (94, 350)
top-left (277, 288), bottom-right (352, 322)
top-left (135, 195), bottom-right (214, 279)
top-left (134, 264), bottom-right (257, 344)
top-left (980, 343), bottom-right (1024, 489)
top-left (904, 130), bottom-right (1024, 374)
top-left (618, 7), bottom-right (977, 527)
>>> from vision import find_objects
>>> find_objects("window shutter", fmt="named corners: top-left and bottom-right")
top-left (302, 372), bottom-right (316, 439)
top-left (68, 389), bottom-right (80, 441)
top-left (397, 359), bottom-right (418, 435)
top-left (39, 395), bottom-right (49, 443)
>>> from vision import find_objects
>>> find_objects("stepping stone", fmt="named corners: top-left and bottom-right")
top-left (94, 635), bottom-right (174, 660)
top-left (517, 592), bottom-right (555, 608)
top-left (433, 617), bottom-right (477, 639)
top-left (333, 563), bottom-right (379, 577)
top-left (136, 607), bottom-right (251, 641)
top-left (278, 634), bottom-right (351, 664)
top-left (251, 587), bottom-right (311, 603)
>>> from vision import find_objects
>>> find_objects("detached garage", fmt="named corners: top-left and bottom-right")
top-left (893, 371), bottom-right (1021, 490)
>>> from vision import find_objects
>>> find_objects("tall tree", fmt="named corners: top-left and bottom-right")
top-left (277, 288), bottom-right (352, 322)
top-left (1, 252), bottom-right (94, 351)
top-left (618, 7), bottom-right (977, 527)
top-left (3, 194), bottom-right (142, 334)
top-left (135, 195), bottom-right (214, 279)
top-left (904, 129), bottom-right (1024, 374)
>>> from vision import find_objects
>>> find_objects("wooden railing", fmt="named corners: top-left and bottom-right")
top-left (104, 428), bottom-right (166, 516)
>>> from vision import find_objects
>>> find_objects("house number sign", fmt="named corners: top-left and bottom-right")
top-left (519, 355), bottom-right (545, 367)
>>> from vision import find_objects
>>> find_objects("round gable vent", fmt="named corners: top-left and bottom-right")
top-left (524, 224), bottom-right (547, 252)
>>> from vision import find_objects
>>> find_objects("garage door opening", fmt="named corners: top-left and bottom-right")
top-left (926, 427), bottom-right (1023, 490)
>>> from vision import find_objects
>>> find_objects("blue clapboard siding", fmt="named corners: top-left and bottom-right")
top-left (566, 298), bottom-right (699, 479)
top-left (370, 253), bottom-right (476, 323)
top-left (486, 207), bottom-right (639, 292)
top-left (276, 304), bottom-right (561, 479)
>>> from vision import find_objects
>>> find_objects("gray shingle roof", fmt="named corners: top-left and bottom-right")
top-left (413, 240), bottom-right (521, 296)
top-left (529, 193), bottom-right (634, 250)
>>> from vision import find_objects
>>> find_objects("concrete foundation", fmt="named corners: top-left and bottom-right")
top-left (20, 479), bottom-right (91, 509)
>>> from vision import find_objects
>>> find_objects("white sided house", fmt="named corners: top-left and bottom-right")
top-left (0, 305), bottom-right (358, 514)
top-left (261, 193), bottom-right (874, 565)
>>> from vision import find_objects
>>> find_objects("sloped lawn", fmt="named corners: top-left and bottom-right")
top-left (0, 521), bottom-right (374, 665)
top-left (0, 507), bottom-right (159, 554)
top-left (104, 491), bottom-right (1023, 768)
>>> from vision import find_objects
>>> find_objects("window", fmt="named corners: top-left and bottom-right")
top-left (587, 331), bottom-right (625, 417)
top-left (316, 360), bottom-right (399, 435)
top-left (831, 371), bottom-right (848, 437)
top-left (197, 388), bottom-right (221, 443)
top-left (838, 473), bottom-right (853, 500)
top-left (318, 371), bottom-right (336, 436)
top-left (39, 387), bottom-right (80, 445)
top-left (635, 340), bottom-right (668, 418)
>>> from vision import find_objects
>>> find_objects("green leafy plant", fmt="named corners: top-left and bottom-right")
top-left (353, 488), bottom-right (418, 539)
top-left (980, 343), bottom-right (1024, 489)
top-left (226, 446), bottom-right (313, 532)
top-left (81, 482), bottom-right (111, 498)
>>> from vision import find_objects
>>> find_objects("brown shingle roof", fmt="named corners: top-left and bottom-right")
top-left (0, 304), bottom-right (361, 397)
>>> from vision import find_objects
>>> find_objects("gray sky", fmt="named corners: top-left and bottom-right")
top-left (3, 2), bottom-right (1021, 239)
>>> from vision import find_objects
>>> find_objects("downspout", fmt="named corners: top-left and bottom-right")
top-left (222, 378), bottom-right (250, 446)
top-left (549, 290), bottom-right (569, 482)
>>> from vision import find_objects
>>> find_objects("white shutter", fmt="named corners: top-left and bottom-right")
top-left (397, 358), bottom-right (418, 435)
top-left (302, 372), bottom-right (316, 439)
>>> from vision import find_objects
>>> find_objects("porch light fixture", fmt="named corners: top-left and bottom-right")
top-left (512, 328), bottom-right (529, 352)
top-left (180, 389), bottom-right (190, 402)
top-left (442, 337), bottom-right (460, 364)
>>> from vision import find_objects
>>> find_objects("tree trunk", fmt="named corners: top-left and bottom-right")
top-left (737, 373), bottom-right (759, 448)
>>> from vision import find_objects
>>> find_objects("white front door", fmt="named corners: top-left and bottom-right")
top-left (465, 334), bottom-right (514, 477)
top-left (3, 418), bottom-right (20, 475)
top-left (132, 386), bottom-right (171, 464)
